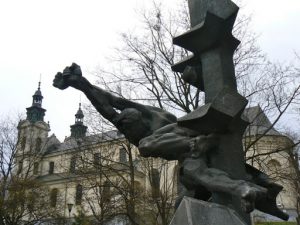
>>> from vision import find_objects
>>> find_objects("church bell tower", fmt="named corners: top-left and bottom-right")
top-left (17, 81), bottom-right (50, 155)
top-left (70, 103), bottom-right (87, 139)
top-left (26, 81), bottom-right (46, 123)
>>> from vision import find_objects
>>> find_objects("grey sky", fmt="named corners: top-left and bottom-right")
top-left (0, 0), bottom-right (299, 141)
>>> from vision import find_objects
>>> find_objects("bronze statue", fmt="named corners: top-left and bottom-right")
top-left (53, 2), bottom-right (290, 225)
top-left (53, 63), bottom-right (288, 221)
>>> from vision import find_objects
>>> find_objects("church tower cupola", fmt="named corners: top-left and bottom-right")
top-left (70, 103), bottom-right (87, 139)
top-left (26, 82), bottom-right (46, 123)
top-left (75, 103), bottom-right (84, 125)
top-left (33, 82), bottom-right (43, 107)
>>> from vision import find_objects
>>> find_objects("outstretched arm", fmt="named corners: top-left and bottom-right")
top-left (53, 63), bottom-right (151, 124)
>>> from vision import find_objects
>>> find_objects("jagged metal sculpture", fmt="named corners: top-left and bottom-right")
top-left (53, 0), bottom-right (289, 224)
top-left (171, 0), bottom-right (288, 223)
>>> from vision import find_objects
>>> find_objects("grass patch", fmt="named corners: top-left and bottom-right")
top-left (256, 222), bottom-right (297, 225)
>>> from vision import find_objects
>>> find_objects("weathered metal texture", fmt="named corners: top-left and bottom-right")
top-left (169, 197), bottom-right (247, 225)
top-left (172, 0), bottom-right (251, 224)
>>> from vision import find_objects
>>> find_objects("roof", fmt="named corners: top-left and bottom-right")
top-left (36, 173), bottom-right (77, 183)
top-left (43, 106), bottom-right (281, 156)
top-left (43, 134), bottom-right (61, 154)
top-left (44, 130), bottom-right (124, 155)
top-left (243, 106), bottom-right (281, 136)
top-left (75, 108), bottom-right (84, 118)
top-left (75, 103), bottom-right (84, 118)
top-left (33, 89), bottom-right (42, 97)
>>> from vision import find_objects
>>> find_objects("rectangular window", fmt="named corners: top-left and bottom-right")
top-left (70, 156), bottom-right (76, 173)
top-left (49, 162), bottom-right (54, 174)
top-left (35, 138), bottom-right (42, 152)
top-left (75, 184), bottom-right (83, 205)
top-left (50, 188), bottom-right (58, 207)
top-left (33, 162), bottom-right (39, 175)
top-left (150, 169), bottom-right (160, 198)
top-left (103, 181), bottom-right (111, 202)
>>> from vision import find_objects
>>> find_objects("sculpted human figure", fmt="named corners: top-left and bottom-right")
top-left (53, 63), bottom-right (177, 146)
top-left (53, 63), bottom-right (288, 220)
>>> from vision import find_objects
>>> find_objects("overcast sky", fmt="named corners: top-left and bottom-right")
top-left (0, 0), bottom-right (299, 141)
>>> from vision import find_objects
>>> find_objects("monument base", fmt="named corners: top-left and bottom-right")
top-left (169, 197), bottom-right (248, 225)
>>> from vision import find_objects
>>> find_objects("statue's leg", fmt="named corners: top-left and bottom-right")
top-left (176, 165), bottom-right (211, 208)
top-left (245, 164), bottom-right (289, 220)
top-left (175, 180), bottom-right (195, 209)
top-left (182, 158), bottom-right (267, 213)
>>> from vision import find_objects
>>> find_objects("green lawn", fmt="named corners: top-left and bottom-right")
top-left (256, 222), bottom-right (297, 225)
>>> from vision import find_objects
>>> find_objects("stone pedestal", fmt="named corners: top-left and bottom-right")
top-left (169, 197), bottom-right (247, 225)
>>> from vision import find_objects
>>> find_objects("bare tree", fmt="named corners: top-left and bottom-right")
top-left (68, 134), bottom-right (145, 225)
top-left (139, 157), bottom-right (177, 225)
top-left (289, 146), bottom-right (300, 225)
top-left (278, 132), bottom-right (300, 225)
top-left (0, 115), bottom-right (64, 225)
top-left (82, 0), bottom-right (300, 223)
top-left (88, 0), bottom-right (300, 161)
top-left (80, 111), bottom-right (179, 225)
top-left (92, 1), bottom-right (265, 110)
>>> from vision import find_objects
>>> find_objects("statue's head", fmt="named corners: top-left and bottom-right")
top-left (115, 108), bottom-right (142, 125)
top-left (114, 108), bottom-right (150, 144)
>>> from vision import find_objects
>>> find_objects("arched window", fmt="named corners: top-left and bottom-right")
top-left (49, 162), bottom-right (54, 174)
top-left (70, 156), bottom-right (76, 173)
top-left (267, 159), bottom-right (281, 173)
top-left (17, 161), bottom-right (23, 175)
top-left (119, 147), bottom-right (127, 163)
top-left (134, 181), bottom-right (142, 196)
top-left (27, 191), bottom-right (37, 212)
top-left (75, 184), bottom-right (83, 205)
top-left (35, 138), bottom-right (42, 152)
top-left (21, 137), bottom-right (26, 150)
top-left (50, 188), bottom-right (58, 207)
top-left (33, 162), bottom-right (39, 175)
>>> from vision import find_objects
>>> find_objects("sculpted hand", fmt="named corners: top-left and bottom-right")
top-left (53, 72), bottom-right (68, 90)
top-left (53, 63), bottom-right (83, 90)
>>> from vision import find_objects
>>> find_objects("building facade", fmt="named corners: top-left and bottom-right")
top-left (15, 84), bottom-right (298, 224)
top-left (244, 106), bottom-right (298, 222)
top-left (15, 83), bottom-right (177, 225)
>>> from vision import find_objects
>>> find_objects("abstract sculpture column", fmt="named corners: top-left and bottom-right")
top-left (172, 0), bottom-right (250, 224)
